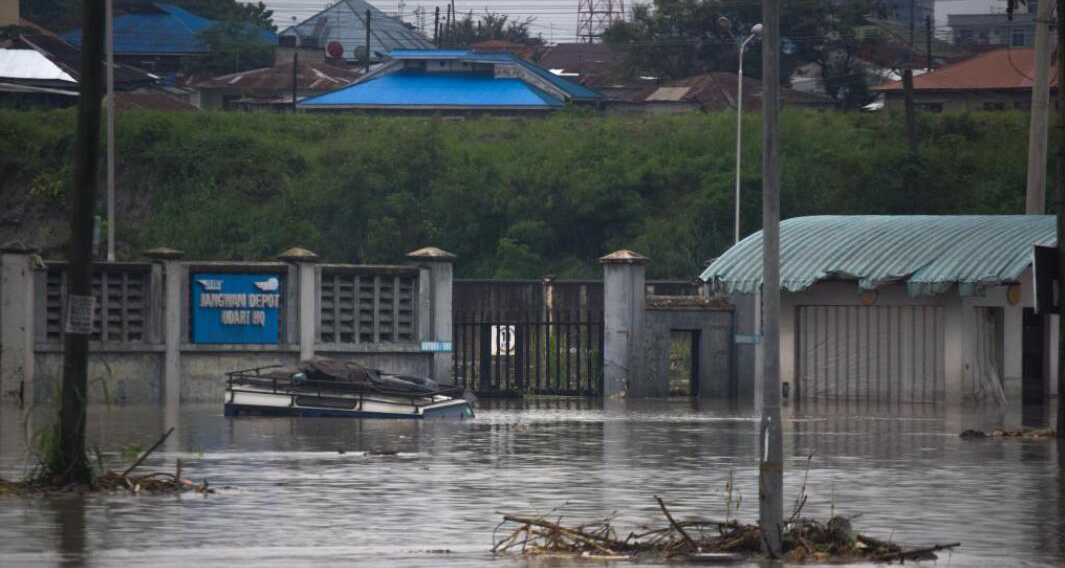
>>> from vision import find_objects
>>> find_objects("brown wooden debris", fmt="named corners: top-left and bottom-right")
top-left (494, 498), bottom-right (960, 564)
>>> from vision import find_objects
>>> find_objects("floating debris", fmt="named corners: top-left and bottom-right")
top-left (493, 497), bottom-right (959, 564)
top-left (1, 427), bottom-right (213, 496)
top-left (960, 429), bottom-right (1056, 439)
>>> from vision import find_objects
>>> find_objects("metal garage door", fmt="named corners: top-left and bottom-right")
top-left (796, 305), bottom-right (945, 403)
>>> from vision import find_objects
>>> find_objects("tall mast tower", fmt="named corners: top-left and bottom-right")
top-left (576, 0), bottom-right (625, 43)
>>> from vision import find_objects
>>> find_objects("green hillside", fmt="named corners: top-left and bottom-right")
top-left (0, 109), bottom-right (1037, 278)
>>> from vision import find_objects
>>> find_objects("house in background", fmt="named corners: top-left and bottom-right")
top-left (0, 48), bottom-right (77, 108)
top-left (949, 1), bottom-right (1039, 48)
top-left (63, 3), bottom-right (277, 74)
top-left (189, 48), bottom-right (361, 110)
top-left (298, 49), bottom-right (602, 115)
top-left (279, 0), bottom-right (432, 67)
top-left (609, 72), bottom-right (836, 115)
top-left (872, 47), bottom-right (1055, 112)
top-left (702, 215), bottom-right (1058, 406)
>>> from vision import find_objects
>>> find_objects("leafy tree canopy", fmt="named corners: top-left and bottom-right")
top-left (440, 12), bottom-right (542, 47)
top-left (603, 0), bottom-right (886, 108)
top-left (190, 20), bottom-right (273, 76)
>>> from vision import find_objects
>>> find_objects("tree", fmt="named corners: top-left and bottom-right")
top-left (602, 0), bottom-right (884, 108)
top-left (440, 12), bottom-right (542, 47)
top-left (191, 20), bottom-right (273, 76)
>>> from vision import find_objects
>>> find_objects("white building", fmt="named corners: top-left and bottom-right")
top-left (701, 215), bottom-right (1057, 405)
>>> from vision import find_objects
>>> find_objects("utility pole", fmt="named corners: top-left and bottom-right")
top-left (1027, 0), bottom-right (1056, 214)
top-left (1056, 0), bottom-right (1065, 437)
top-left (291, 52), bottom-right (298, 113)
top-left (760, 0), bottom-right (783, 557)
top-left (434, 6), bottom-right (440, 47)
top-left (365, 9), bottom-right (371, 74)
top-left (925, 15), bottom-right (932, 71)
top-left (59, 0), bottom-right (105, 485)
top-left (105, 0), bottom-right (115, 262)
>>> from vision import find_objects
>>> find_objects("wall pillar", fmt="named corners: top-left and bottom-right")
top-left (407, 247), bottom-right (456, 383)
top-left (944, 293), bottom-right (965, 405)
top-left (146, 247), bottom-right (184, 405)
top-left (0, 242), bottom-right (37, 407)
top-left (279, 247), bottom-right (320, 362)
top-left (600, 250), bottom-right (648, 398)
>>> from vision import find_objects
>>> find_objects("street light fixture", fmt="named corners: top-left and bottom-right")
top-left (719, 18), bottom-right (762, 245)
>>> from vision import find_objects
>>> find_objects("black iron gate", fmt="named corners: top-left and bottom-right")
top-left (452, 280), bottom-right (604, 397)
top-left (454, 308), bottom-right (604, 397)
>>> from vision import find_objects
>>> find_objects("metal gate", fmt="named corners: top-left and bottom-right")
top-left (452, 280), bottom-right (604, 397)
top-left (795, 305), bottom-right (945, 403)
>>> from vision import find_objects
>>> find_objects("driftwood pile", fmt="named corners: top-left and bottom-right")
top-left (1, 427), bottom-right (213, 496)
top-left (493, 497), bottom-right (959, 564)
top-left (960, 428), bottom-right (1056, 439)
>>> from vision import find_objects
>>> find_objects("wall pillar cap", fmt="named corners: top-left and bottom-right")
top-left (0, 240), bottom-right (37, 254)
top-left (144, 247), bottom-right (184, 260)
top-left (599, 249), bottom-right (649, 264)
top-left (406, 246), bottom-right (457, 262)
top-left (278, 247), bottom-right (320, 262)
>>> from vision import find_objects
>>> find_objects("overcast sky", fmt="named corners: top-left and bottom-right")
top-left (259, 0), bottom-right (1012, 45)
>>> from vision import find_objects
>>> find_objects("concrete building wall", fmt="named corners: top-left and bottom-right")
top-left (0, 0), bottom-right (18, 27)
top-left (638, 307), bottom-right (733, 398)
top-left (882, 90), bottom-right (1042, 113)
top-left (775, 269), bottom-right (1056, 403)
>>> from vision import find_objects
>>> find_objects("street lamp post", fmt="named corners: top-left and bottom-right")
top-left (719, 18), bottom-right (762, 245)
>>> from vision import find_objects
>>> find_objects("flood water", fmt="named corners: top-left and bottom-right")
top-left (0, 398), bottom-right (1062, 567)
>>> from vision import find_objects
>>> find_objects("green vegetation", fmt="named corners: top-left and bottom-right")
top-left (0, 109), bottom-right (1037, 278)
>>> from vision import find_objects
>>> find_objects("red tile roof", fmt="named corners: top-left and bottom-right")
top-left (112, 91), bottom-right (197, 111)
top-left (873, 48), bottom-right (1056, 91)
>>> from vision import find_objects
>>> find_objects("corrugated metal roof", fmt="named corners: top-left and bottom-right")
top-left (64, 3), bottom-right (276, 55)
top-left (699, 215), bottom-right (1057, 297)
top-left (0, 49), bottom-right (76, 82)
top-left (279, 0), bottom-right (432, 61)
top-left (298, 70), bottom-right (563, 108)
top-left (387, 49), bottom-right (603, 101)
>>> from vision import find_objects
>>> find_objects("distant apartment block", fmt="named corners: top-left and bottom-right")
top-left (948, 0), bottom-right (1039, 47)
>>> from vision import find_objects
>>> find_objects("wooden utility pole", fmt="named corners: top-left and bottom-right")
top-left (291, 52), bottom-right (298, 113)
top-left (1027, 0), bottom-right (1056, 214)
top-left (434, 6), bottom-right (440, 47)
top-left (760, 0), bottom-right (783, 556)
top-left (59, 0), bottom-right (105, 485)
top-left (365, 9), bottom-right (372, 74)
top-left (903, 69), bottom-right (917, 156)
top-left (1056, 0), bottom-right (1065, 437)
top-left (925, 15), bottom-right (933, 71)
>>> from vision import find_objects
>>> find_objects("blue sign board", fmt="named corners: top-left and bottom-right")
top-left (420, 341), bottom-right (453, 353)
top-left (191, 273), bottom-right (282, 344)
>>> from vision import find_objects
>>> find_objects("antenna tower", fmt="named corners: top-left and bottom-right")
top-left (576, 0), bottom-right (625, 43)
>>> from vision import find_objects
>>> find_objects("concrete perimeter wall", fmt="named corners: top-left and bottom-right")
top-left (0, 246), bottom-right (456, 407)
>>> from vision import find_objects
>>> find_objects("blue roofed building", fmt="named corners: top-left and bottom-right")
top-left (63, 3), bottom-right (277, 74)
top-left (298, 49), bottom-right (603, 114)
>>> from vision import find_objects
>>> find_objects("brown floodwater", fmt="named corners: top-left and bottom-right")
top-left (0, 397), bottom-right (1061, 567)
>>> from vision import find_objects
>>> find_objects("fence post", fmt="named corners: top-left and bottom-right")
top-left (146, 247), bottom-right (184, 406)
top-left (600, 250), bottom-right (648, 398)
top-left (279, 247), bottom-right (320, 362)
top-left (406, 247), bottom-right (456, 383)
top-left (0, 242), bottom-right (38, 407)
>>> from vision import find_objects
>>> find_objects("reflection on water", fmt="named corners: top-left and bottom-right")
top-left (0, 397), bottom-right (1062, 567)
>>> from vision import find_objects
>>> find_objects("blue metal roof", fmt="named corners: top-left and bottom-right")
top-left (64, 3), bottom-right (276, 55)
top-left (388, 49), bottom-right (603, 101)
top-left (699, 215), bottom-right (1057, 297)
top-left (298, 70), bottom-right (563, 108)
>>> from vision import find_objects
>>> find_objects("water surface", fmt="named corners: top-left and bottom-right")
top-left (0, 398), bottom-right (1061, 567)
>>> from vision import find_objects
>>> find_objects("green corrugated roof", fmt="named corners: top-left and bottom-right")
top-left (699, 215), bottom-right (1057, 297)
